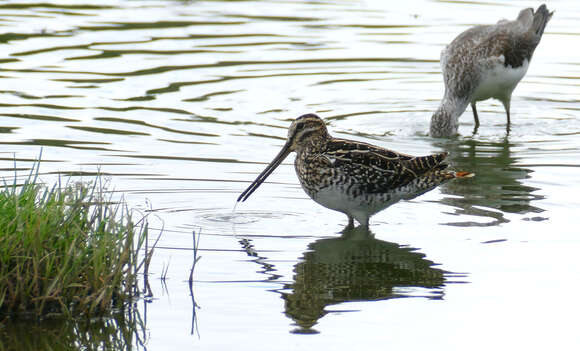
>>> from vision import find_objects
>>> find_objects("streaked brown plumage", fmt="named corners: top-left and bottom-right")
top-left (238, 114), bottom-right (473, 227)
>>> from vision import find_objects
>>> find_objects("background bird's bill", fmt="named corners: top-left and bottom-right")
top-left (237, 141), bottom-right (292, 202)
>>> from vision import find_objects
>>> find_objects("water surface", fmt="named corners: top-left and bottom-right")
top-left (1, 0), bottom-right (579, 349)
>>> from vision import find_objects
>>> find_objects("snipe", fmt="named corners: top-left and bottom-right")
top-left (238, 114), bottom-right (473, 227)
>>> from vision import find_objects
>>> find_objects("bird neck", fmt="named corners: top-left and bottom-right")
top-left (296, 135), bottom-right (329, 156)
top-left (430, 96), bottom-right (468, 137)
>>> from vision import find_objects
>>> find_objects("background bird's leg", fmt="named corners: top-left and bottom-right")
top-left (502, 97), bottom-right (512, 134)
top-left (347, 215), bottom-right (354, 228)
top-left (471, 102), bottom-right (480, 128)
top-left (471, 102), bottom-right (480, 134)
top-left (499, 94), bottom-right (512, 124)
top-left (504, 101), bottom-right (511, 125)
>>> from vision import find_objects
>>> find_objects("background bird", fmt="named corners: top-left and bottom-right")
top-left (430, 4), bottom-right (553, 137)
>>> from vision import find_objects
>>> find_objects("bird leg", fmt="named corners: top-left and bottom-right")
top-left (347, 216), bottom-right (355, 229)
top-left (501, 97), bottom-right (511, 134)
top-left (471, 102), bottom-right (480, 127)
top-left (500, 96), bottom-right (512, 125)
top-left (470, 102), bottom-right (480, 135)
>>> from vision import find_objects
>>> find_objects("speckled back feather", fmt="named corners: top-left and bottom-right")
top-left (322, 138), bottom-right (450, 193)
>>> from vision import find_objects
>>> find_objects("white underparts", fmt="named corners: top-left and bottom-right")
top-left (310, 185), bottom-right (400, 226)
top-left (471, 57), bottom-right (529, 103)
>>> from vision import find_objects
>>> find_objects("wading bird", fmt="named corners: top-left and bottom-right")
top-left (238, 114), bottom-right (473, 227)
top-left (430, 4), bottom-right (553, 137)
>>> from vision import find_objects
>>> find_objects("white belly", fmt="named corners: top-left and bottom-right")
top-left (308, 185), bottom-right (401, 224)
top-left (472, 58), bottom-right (529, 102)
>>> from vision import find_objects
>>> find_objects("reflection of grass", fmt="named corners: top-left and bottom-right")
top-left (0, 160), bottom-right (151, 318)
top-left (0, 308), bottom-right (146, 351)
top-left (188, 229), bottom-right (201, 284)
top-left (189, 229), bottom-right (201, 337)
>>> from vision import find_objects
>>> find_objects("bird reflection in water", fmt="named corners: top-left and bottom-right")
top-left (280, 226), bottom-right (451, 334)
top-left (435, 137), bottom-right (545, 226)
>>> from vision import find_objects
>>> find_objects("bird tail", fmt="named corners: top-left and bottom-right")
top-left (400, 169), bottom-right (473, 201)
top-left (454, 171), bottom-right (475, 178)
top-left (408, 152), bottom-right (449, 175)
top-left (443, 170), bottom-right (475, 180)
top-left (531, 4), bottom-right (553, 38)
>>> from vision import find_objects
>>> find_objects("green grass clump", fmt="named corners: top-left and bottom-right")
top-left (0, 163), bottom-right (150, 318)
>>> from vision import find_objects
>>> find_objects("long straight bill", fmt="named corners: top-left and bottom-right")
top-left (237, 142), bottom-right (292, 202)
